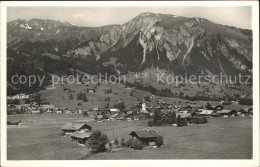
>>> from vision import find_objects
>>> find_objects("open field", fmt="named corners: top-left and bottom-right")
top-left (7, 114), bottom-right (252, 160)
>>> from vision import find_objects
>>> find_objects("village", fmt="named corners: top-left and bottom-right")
top-left (7, 90), bottom-right (253, 155)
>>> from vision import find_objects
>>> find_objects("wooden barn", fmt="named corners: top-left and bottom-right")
top-left (70, 131), bottom-right (91, 145)
top-left (62, 123), bottom-right (92, 135)
top-left (129, 130), bottom-right (161, 145)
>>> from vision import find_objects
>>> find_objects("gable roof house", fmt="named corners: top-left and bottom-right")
top-left (248, 108), bottom-right (253, 115)
top-left (217, 110), bottom-right (237, 117)
top-left (187, 104), bottom-right (203, 111)
top-left (213, 105), bottom-right (224, 112)
top-left (62, 123), bottom-right (92, 135)
top-left (176, 111), bottom-right (191, 119)
top-left (129, 130), bottom-right (161, 145)
top-left (70, 131), bottom-right (91, 145)
top-left (199, 110), bottom-right (214, 117)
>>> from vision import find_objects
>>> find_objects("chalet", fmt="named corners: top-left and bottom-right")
top-left (10, 93), bottom-right (29, 100)
top-left (70, 131), bottom-right (91, 145)
top-left (115, 114), bottom-right (126, 120)
top-left (95, 115), bottom-right (109, 122)
top-left (214, 105), bottom-right (224, 112)
top-left (93, 107), bottom-right (100, 111)
top-left (126, 114), bottom-right (134, 121)
top-left (211, 112), bottom-right (220, 117)
top-left (88, 89), bottom-right (95, 93)
top-left (248, 108), bottom-right (253, 115)
top-left (56, 108), bottom-right (63, 114)
top-left (176, 111), bottom-right (191, 119)
top-left (199, 110), bottom-right (214, 118)
top-left (217, 110), bottom-right (237, 117)
top-left (110, 108), bottom-right (120, 113)
top-left (238, 109), bottom-right (248, 116)
top-left (40, 104), bottom-right (55, 112)
top-left (65, 108), bottom-right (71, 114)
top-left (111, 113), bottom-right (118, 118)
top-left (129, 130), bottom-right (161, 146)
top-left (7, 120), bottom-right (21, 125)
top-left (75, 108), bottom-right (82, 114)
top-left (152, 105), bottom-right (163, 109)
top-left (46, 108), bottom-right (55, 113)
top-left (31, 107), bottom-right (41, 114)
top-left (62, 123), bottom-right (92, 135)
top-left (187, 104), bottom-right (203, 111)
top-left (134, 114), bottom-right (148, 120)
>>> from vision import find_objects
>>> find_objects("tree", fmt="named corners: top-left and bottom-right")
top-left (69, 94), bottom-right (73, 100)
top-left (114, 101), bottom-right (125, 110)
top-left (104, 102), bottom-right (110, 109)
top-left (121, 138), bottom-right (125, 147)
top-left (178, 91), bottom-right (184, 98)
top-left (155, 136), bottom-right (164, 147)
top-left (82, 94), bottom-right (88, 102)
top-left (131, 138), bottom-right (143, 150)
top-left (114, 138), bottom-right (119, 145)
top-left (88, 130), bottom-right (109, 153)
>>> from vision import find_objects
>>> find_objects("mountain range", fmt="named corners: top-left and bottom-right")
top-left (7, 12), bottom-right (252, 94)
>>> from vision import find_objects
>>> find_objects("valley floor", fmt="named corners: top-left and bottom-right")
top-left (7, 114), bottom-right (252, 160)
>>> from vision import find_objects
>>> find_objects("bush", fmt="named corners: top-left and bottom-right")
top-left (114, 138), bottom-right (119, 145)
top-left (155, 120), bottom-right (162, 126)
top-left (82, 110), bottom-right (88, 117)
top-left (131, 139), bottom-right (143, 150)
top-left (238, 98), bottom-right (253, 105)
top-left (87, 130), bottom-right (109, 153)
top-left (199, 117), bottom-right (208, 124)
top-left (69, 94), bottom-right (73, 100)
top-left (125, 138), bottom-right (134, 148)
top-left (155, 136), bottom-right (164, 147)
top-left (77, 92), bottom-right (87, 102)
top-left (148, 120), bottom-right (153, 126)
top-left (121, 138), bottom-right (125, 147)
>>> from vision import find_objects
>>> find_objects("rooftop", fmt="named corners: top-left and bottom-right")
top-left (70, 131), bottom-right (91, 139)
top-left (62, 123), bottom-right (91, 131)
top-left (129, 130), bottom-right (161, 139)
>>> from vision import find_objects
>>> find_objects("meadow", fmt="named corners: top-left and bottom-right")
top-left (7, 114), bottom-right (252, 160)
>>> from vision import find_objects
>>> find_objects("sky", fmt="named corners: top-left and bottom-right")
top-left (7, 6), bottom-right (252, 29)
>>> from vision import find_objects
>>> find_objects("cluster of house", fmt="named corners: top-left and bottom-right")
top-left (49, 107), bottom-right (83, 114)
top-left (7, 93), bottom-right (29, 100)
top-left (196, 104), bottom-right (253, 118)
top-left (61, 123), bottom-right (92, 145)
top-left (61, 122), bottom-right (162, 147)
top-left (7, 102), bottom-right (42, 115)
top-left (7, 102), bottom-right (86, 115)
top-left (89, 97), bottom-right (253, 122)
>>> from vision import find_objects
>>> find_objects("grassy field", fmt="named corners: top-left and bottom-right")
top-left (7, 114), bottom-right (252, 160)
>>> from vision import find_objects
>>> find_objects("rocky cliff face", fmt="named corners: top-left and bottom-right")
top-left (7, 12), bottom-right (252, 75)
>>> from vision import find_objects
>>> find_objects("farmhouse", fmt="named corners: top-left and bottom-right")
top-left (7, 120), bottom-right (21, 125)
top-left (176, 111), bottom-right (191, 119)
top-left (62, 123), bottom-right (92, 135)
top-left (56, 108), bottom-right (63, 114)
top-left (187, 104), bottom-right (203, 111)
top-left (134, 114), bottom-right (148, 120)
top-left (129, 130), bottom-right (161, 145)
top-left (217, 110), bottom-right (237, 117)
top-left (110, 108), bottom-right (120, 113)
top-left (70, 131), bottom-right (91, 145)
top-left (199, 110), bottom-right (214, 117)
top-left (214, 105), bottom-right (224, 112)
top-left (248, 108), bottom-right (253, 115)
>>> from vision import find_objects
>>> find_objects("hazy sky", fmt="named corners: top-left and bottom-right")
top-left (7, 7), bottom-right (252, 29)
